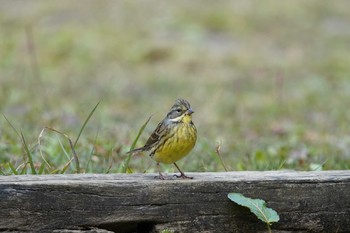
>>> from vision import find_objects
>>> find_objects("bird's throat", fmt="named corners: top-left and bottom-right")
top-left (169, 114), bottom-right (192, 124)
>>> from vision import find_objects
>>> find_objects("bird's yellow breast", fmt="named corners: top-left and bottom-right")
top-left (152, 123), bottom-right (197, 164)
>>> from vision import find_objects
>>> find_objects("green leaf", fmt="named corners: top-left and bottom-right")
top-left (228, 193), bottom-right (280, 224)
top-left (160, 229), bottom-right (175, 233)
top-left (310, 159), bottom-right (327, 171)
top-left (310, 163), bottom-right (323, 171)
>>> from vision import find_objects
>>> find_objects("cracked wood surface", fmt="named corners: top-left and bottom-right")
top-left (1, 171), bottom-right (350, 233)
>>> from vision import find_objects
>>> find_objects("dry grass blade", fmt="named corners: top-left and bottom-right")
top-left (20, 163), bottom-right (28, 174)
top-left (105, 148), bottom-right (114, 174)
top-left (105, 158), bottom-right (113, 174)
top-left (61, 157), bottom-right (74, 174)
top-left (38, 128), bottom-right (52, 169)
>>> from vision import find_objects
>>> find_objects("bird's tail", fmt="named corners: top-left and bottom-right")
top-left (126, 147), bottom-right (145, 154)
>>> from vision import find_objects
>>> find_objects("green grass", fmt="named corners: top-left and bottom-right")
top-left (1, 1), bottom-right (350, 175)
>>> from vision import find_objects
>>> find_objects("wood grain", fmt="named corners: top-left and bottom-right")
top-left (1, 171), bottom-right (350, 233)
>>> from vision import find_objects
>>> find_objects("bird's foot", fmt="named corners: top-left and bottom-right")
top-left (154, 171), bottom-right (168, 180)
top-left (174, 173), bottom-right (193, 179)
top-left (154, 175), bottom-right (166, 180)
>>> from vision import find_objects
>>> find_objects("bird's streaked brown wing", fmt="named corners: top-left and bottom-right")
top-left (127, 119), bottom-right (168, 153)
top-left (143, 119), bottom-right (168, 150)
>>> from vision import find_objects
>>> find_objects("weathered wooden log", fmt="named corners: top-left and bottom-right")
top-left (0, 171), bottom-right (349, 233)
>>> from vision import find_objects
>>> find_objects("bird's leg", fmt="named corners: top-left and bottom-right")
top-left (173, 162), bottom-right (193, 179)
top-left (155, 162), bottom-right (166, 180)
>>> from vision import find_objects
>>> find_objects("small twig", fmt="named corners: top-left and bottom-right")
top-left (25, 26), bottom-right (41, 81)
top-left (215, 140), bottom-right (228, 172)
top-left (275, 71), bottom-right (284, 105)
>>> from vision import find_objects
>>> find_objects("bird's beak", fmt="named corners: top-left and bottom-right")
top-left (186, 109), bottom-right (194, 115)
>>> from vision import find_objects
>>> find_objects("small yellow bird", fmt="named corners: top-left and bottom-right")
top-left (128, 99), bottom-right (197, 179)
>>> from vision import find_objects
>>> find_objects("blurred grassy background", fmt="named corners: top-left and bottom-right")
top-left (1, 0), bottom-right (350, 174)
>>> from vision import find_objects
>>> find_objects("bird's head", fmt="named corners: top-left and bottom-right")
top-left (166, 99), bottom-right (194, 124)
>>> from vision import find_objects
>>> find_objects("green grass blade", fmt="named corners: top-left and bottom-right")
top-left (50, 169), bottom-right (60, 174)
top-left (0, 166), bottom-right (5, 175)
top-left (20, 131), bottom-right (37, 175)
top-left (277, 159), bottom-right (286, 170)
top-left (118, 115), bottom-right (151, 173)
top-left (105, 157), bottom-right (113, 174)
top-left (130, 115), bottom-right (152, 151)
top-left (3, 115), bottom-right (37, 175)
top-left (56, 134), bottom-right (80, 173)
top-left (2, 114), bottom-right (21, 139)
top-left (56, 135), bottom-right (72, 163)
top-left (38, 163), bottom-right (46, 174)
top-left (74, 101), bottom-right (100, 148)
top-left (8, 162), bottom-right (18, 175)
top-left (68, 137), bottom-right (80, 173)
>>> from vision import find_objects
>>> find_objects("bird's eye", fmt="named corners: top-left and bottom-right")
top-left (176, 109), bottom-right (182, 113)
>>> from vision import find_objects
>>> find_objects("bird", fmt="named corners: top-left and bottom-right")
top-left (127, 98), bottom-right (197, 179)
